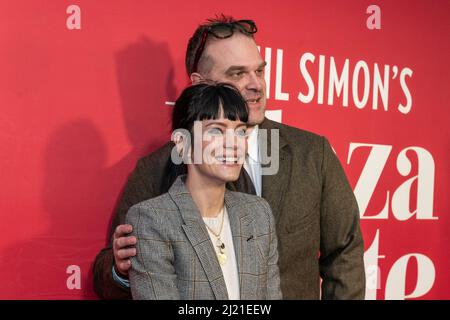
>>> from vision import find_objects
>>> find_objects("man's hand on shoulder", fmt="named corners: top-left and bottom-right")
top-left (113, 224), bottom-right (137, 277)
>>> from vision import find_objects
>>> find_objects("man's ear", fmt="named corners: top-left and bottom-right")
top-left (190, 72), bottom-right (204, 84)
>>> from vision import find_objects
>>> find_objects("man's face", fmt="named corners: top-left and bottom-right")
top-left (196, 33), bottom-right (267, 126)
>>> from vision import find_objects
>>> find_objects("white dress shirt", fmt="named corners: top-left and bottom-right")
top-left (243, 125), bottom-right (262, 196)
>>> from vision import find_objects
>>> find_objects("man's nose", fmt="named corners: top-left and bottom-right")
top-left (245, 72), bottom-right (263, 92)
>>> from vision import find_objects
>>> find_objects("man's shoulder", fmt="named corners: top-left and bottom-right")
top-left (135, 141), bottom-right (173, 169)
top-left (261, 118), bottom-right (326, 152)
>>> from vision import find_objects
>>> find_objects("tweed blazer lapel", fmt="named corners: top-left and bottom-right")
top-left (168, 176), bottom-right (229, 300)
top-left (259, 118), bottom-right (292, 219)
top-left (224, 191), bottom-right (259, 299)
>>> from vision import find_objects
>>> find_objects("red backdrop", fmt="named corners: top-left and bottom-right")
top-left (0, 0), bottom-right (448, 299)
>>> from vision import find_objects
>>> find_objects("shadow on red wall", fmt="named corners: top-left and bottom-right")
top-left (2, 37), bottom-right (179, 299)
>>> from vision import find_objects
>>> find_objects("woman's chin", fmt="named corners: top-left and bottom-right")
top-left (213, 165), bottom-right (242, 182)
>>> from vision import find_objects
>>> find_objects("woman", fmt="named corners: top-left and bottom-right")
top-left (126, 82), bottom-right (281, 300)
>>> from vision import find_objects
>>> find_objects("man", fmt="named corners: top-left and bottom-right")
top-left (93, 16), bottom-right (365, 300)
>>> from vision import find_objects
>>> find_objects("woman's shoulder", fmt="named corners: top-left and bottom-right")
top-left (125, 193), bottom-right (180, 234)
top-left (126, 192), bottom-right (178, 223)
top-left (133, 192), bottom-right (178, 212)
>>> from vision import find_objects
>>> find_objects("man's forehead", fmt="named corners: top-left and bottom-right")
top-left (204, 34), bottom-right (262, 64)
top-left (208, 34), bottom-right (257, 50)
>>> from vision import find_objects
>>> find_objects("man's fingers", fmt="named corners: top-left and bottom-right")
top-left (116, 259), bottom-right (132, 274)
top-left (112, 224), bottom-right (136, 275)
top-left (116, 248), bottom-right (137, 260)
top-left (114, 224), bottom-right (133, 238)
top-left (114, 236), bottom-right (137, 250)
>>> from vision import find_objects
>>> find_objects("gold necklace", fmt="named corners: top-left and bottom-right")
top-left (204, 207), bottom-right (227, 266)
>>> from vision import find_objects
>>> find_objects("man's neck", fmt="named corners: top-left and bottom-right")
top-left (185, 169), bottom-right (226, 218)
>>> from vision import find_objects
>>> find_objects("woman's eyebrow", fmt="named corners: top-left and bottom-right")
top-left (205, 121), bottom-right (227, 127)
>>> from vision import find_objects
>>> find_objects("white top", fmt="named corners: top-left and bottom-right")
top-left (243, 125), bottom-right (262, 196)
top-left (203, 206), bottom-right (240, 300)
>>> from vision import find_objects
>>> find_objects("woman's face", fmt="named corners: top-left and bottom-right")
top-left (188, 113), bottom-right (248, 184)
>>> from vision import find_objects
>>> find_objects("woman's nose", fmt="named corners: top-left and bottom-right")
top-left (221, 129), bottom-right (240, 151)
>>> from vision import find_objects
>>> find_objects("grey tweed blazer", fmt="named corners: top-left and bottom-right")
top-left (126, 175), bottom-right (282, 300)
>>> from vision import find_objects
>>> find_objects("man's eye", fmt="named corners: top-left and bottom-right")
top-left (256, 69), bottom-right (264, 76)
top-left (231, 72), bottom-right (245, 78)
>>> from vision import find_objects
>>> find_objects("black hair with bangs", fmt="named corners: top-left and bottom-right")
top-left (172, 82), bottom-right (249, 133)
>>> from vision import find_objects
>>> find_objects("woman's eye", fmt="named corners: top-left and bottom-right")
top-left (208, 128), bottom-right (223, 135)
top-left (235, 128), bottom-right (247, 137)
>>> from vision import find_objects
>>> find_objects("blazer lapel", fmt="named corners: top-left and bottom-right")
top-left (168, 176), bottom-right (229, 300)
top-left (224, 190), bottom-right (259, 300)
top-left (259, 118), bottom-right (292, 220)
